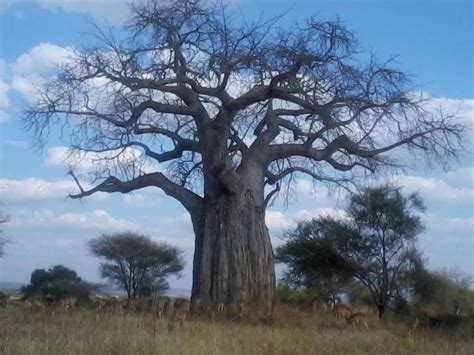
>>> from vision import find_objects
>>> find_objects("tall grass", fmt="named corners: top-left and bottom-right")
top-left (1, 306), bottom-right (472, 355)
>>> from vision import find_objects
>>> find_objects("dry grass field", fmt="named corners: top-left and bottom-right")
top-left (1, 305), bottom-right (473, 355)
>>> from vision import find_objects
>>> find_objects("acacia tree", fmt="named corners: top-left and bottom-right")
top-left (24, 0), bottom-right (464, 314)
top-left (88, 232), bottom-right (184, 299)
top-left (275, 218), bottom-right (355, 306)
top-left (347, 185), bottom-right (426, 318)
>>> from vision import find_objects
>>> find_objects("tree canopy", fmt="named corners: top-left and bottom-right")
top-left (88, 232), bottom-right (184, 299)
top-left (277, 184), bottom-right (426, 318)
top-left (275, 217), bottom-right (355, 304)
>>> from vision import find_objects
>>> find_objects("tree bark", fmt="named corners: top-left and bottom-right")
top-left (191, 189), bottom-right (276, 319)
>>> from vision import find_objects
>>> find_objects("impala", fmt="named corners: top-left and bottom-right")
top-left (168, 299), bottom-right (190, 331)
top-left (334, 304), bottom-right (353, 320)
top-left (347, 312), bottom-right (369, 330)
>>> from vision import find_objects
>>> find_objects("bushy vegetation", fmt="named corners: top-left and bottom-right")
top-left (411, 267), bottom-right (474, 316)
top-left (21, 265), bottom-right (93, 301)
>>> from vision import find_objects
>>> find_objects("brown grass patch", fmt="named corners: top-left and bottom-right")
top-left (0, 305), bottom-right (472, 354)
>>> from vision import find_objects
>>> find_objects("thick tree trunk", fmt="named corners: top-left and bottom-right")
top-left (191, 189), bottom-right (276, 319)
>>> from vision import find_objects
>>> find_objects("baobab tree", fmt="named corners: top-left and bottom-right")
top-left (24, 0), bottom-right (464, 316)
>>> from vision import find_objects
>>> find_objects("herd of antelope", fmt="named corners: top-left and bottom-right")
top-left (1, 290), bottom-right (462, 332)
top-left (0, 291), bottom-right (191, 330)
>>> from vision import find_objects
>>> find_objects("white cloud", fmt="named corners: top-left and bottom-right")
top-left (45, 145), bottom-right (161, 177)
top-left (393, 172), bottom-right (474, 206)
top-left (0, 178), bottom-right (107, 202)
top-left (294, 207), bottom-right (348, 222)
top-left (265, 211), bottom-right (292, 231)
top-left (9, 208), bottom-right (138, 231)
top-left (0, 0), bottom-right (131, 24)
top-left (443, 167), bottom-right (474, 190)
top-left (12, 42), bottom-right (73, 75)
top-left (0, 63), bottom-right (10, 122)
top-left (10, 43), bottom-right (74, 103)
top-left (35, 0), bottom-right (133, 25)
top-left (0, 79), bottom-right (10, 109)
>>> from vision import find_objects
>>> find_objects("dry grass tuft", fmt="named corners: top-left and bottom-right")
top-left (1, 305), bottom-right (473, 354)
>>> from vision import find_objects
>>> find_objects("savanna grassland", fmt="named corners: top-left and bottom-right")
top-left (1, 305), bottom-right (473, 355)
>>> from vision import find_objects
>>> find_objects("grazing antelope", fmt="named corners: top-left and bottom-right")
top-left (28, 298), bottom-right (46, 312)
top-left (58, 295), bottom-right (78, 312)
top-left (95, 296), bottom-right (122, 314)
top-left (168, 299), bottom-right (190, 331)
top-left (334, 304), bottom-right (353, 320)
top-left (347, 312), bottom-right (369, 330)
top-left (157, 296), bottom-right (171, 318)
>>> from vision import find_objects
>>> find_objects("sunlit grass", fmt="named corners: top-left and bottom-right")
top-left (1, 305), bottom-right (472, 355)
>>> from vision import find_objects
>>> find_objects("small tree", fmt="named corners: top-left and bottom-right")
top-left (277, 184), bottom-right (426, 318)
top-left (21, 265), bottom-right (92, 300)
top-left (88, 232), bottom-right (184, 299)
top-left (275, 218), bottom-right (355, 306)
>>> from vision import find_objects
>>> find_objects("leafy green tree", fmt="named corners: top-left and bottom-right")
top-left (277, 184), bottom-right (426, 318)
top-left (275, 218), bottom-right (355, 306)
top-left (21, 265), bottom-right (92, 300)
top-left (88, 232), bottom-right (184, 299)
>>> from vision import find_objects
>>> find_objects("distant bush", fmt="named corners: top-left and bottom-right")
top-left (21, 265), bottom-right (93, 301)
top-left (276, 283), bottom-right (322, 310)
top-left (412, 267), bottom-right (474, 316)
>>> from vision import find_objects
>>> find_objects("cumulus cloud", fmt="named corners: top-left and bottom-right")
top-left (0, 60), bottom-right (10, 123)
top-left (45, 145), bottom-right (161, 178)
top-left (392, 171), bottom-right (474, 206)
top-left (443, 167), bottom-right (474, 190)
top-left (36, 0), bottom-right (133, 25)
top-left (265, 211), bottom-right (292, 231)
top-left (9, 208), bottom-right (138, 231)
top-left (294, 207), bottom-right (348, 222)
top-left (12, 42), bottom-right (73, 75)
top-left (0, 178), bottom-right (107, 202)
top-left (0, 0), bottom-right (132, 24)
top-left (10, 42), bottom-right (74, 103)
top-left (0, 79), bottom-right (9, 109)
top-left (1, 0), bottom-right (240, 25)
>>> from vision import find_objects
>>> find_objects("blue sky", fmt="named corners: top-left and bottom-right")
top-left (0, 0), bottom-right (472, 290)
